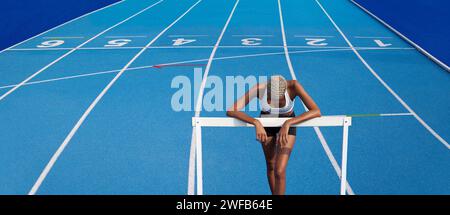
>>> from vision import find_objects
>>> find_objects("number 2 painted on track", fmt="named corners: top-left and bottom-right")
top-left (37, 40), bottom-right (65, 48)
top-left (305, 38), bottom-right (328, 46)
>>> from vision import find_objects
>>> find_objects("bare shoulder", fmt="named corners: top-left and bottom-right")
top-left (287, 80), bottom-right (301, 89)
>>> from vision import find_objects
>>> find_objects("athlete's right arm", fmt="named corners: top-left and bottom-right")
top-left (226, 84), bottom-right (267, 143)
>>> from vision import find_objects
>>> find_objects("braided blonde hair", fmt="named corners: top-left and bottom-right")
top-left (268, 75), bottom-right (287, 99)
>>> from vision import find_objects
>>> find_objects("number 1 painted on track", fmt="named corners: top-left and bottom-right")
top-left (374, 39), bottom-right (392, 47)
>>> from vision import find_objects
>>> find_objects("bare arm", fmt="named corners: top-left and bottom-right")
top-left (226, 84), bottom-right (268, 143)
top-left (226, 84), bottom-right (262, 125)
top-left (285, 80), bottom-right (321, 126)
top-left (278, 81), bottom-right (321, 145)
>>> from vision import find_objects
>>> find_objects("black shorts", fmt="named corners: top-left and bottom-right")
top-left (260, 112), bottom-right (297, 137)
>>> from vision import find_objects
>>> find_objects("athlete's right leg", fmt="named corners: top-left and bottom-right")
top-left (261, 136), bottom-right (276, 194)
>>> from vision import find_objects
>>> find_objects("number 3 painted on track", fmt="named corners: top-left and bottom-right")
top-left (241, 38), bottom-right (262, 46)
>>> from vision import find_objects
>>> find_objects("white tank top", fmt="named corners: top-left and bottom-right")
top-left (259, 88), bottom-right (294, 115)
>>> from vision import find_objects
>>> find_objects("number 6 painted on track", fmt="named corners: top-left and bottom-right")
top-left (37, 40), bottom-right (65, 48)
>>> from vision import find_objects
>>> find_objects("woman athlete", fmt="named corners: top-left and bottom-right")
top-left (226, 75), bottom-right (321, 195)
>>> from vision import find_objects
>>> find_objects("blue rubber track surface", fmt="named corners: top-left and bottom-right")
top-left (0, 0), bottom-right (448, 194)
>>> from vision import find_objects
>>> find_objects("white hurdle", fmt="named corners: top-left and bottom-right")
top-left (191, 115), bottom-right (352, 195)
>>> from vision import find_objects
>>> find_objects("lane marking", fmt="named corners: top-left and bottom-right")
top-left (7, 45), bottom-right (415, 51)
top-left (188, 0), bottom-right (240, 195)
top-left (278, 0), bottom-right (355, 194)
top-left (231, 34), bottom-right (274, 37)
top-left (313, 125), bottom-right (355, 194)
top-left (315, 0), bottom-right (449, 149)
top-left (152, 63), bottom-right (206, 68)
top-left (0, 0), bottom-right (125, 54)
top-left (168, 34), bottom-right (209, 37)
top-left (347, 112), bottom-right (413, 117)
top-left (104, 35), bottom-right (148, 38)
top-left (43, 36), bottom-right (85, 39)
top-left (354, 36), bottom-right (392, 39)
top-left (277, 0), bottom-right (296, 79)
top-left (350, 0), bottom-right (449, 72)
top-left (0, 0), bottom-right (164, 102)
top-left (28, 0), bottom-right (202, 195)
top-left (1, 47), bottom-right (417, 90)
top-left (294, 35), bottom-right (335, 38)
top-left (374, 39), bottom-right (392, 47)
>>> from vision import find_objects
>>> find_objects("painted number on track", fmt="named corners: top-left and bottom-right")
top-left (305, 38), bottom-right (328, 46)
top-left (241, 38), bottom-right (262, 46)
top-left (172, 38), bottom-right (196, 46)
top-left (37, 40), bottom-right (65, 48)
top-left (105, 39), bottom-right (132, 47)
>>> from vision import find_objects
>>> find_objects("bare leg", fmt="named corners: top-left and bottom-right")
top-left (261, 136), bottom-right (276, 194)
top-left (274, 135), bottom-right (296, 195)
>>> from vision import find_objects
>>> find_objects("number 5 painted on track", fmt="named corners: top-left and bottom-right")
top-left (105, 39), bottom-right (132, 47)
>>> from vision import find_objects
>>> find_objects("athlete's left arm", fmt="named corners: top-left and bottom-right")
top-left (278, 80), bottom-right (321, 145)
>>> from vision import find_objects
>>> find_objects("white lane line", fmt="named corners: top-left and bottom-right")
top-left (294, 35), bottom-right (335, 38)
top-left (8, 46), bottom-right (148, 51)
top-left (7, 45), bottom-right (415, 51)
top-left (348, 112), bottom-right (414, 117)
top-left (313, 125), bottom-right (355, 194)
top-left (354, 36), bottom-right (392, 39)
top-left (231, 34), bottom-right (274, 37)
top-left (168, 34), bottom-right (209, 37)
top-left (0, 49), bottom-right (345, 90)
top-left (379, 113), bottom-right (413, 117)
top-left (1, 47), bottom-right (419, 90)
top-left (0, 70), bottom-right (121, 90)
top-left (315, 0), bottom-right (449, 149)
top-left (104, 35), bottom-right (148, 38)
top-left (350, 0), bottom-right (449, 72)
top-left (43, 36), bottom-right (85, 39)
top-left (278, 0), bottom-right (356, 194)
top-left (0, 0), bottom-right (164, 102)
top-left (28, 0), bottom-right (202, 195)
top-left (0, 0), bottom-right (125, 54)
top-left (277, 0), bottom-right (296, 79)
top-left (188, 0), bottom-right (240, 195)
top-left (194, 0), bottom-right (239, 116)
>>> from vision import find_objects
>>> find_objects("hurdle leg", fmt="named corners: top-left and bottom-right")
top-left (195, 122), bottom-right (203, 195)
top-left (340, 121), bottom-right (350, 195)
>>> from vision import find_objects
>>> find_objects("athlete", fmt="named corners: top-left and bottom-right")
top-left (226, 75), bottom-right (321, 195)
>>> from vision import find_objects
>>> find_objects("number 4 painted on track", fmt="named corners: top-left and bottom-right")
top-left (173, 38), bottom-right (196, 46)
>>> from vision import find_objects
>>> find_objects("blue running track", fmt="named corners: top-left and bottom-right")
top-left (0, 0), bottom-right (448, 194)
